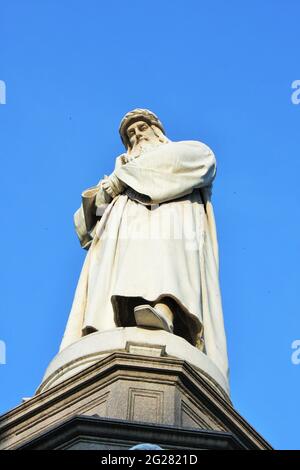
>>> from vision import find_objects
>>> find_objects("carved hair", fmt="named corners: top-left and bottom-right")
top-left (119, 108), bottom-right (166, 149)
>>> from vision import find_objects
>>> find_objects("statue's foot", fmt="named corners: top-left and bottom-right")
top-left (134, 304), bottom-right (174, 333)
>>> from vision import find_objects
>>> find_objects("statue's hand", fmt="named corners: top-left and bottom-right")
top-left (101, 173), bottom-right (125, 199)
top-left (102, 177), bottom-right (116, 198)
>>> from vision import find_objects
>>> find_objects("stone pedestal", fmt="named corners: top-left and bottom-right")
top-left (0, 328), bottom-right (272, 450)
top-left (38, 328), bottom-right (229, 398)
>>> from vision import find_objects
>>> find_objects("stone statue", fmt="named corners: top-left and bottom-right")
top-left (60, 109), bottom-right (229, 381)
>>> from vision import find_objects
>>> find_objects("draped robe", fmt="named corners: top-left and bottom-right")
top-left (59, 140), bottom-right (229, 382)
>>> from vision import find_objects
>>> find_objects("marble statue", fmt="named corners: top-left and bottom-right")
top-left (60, 109), bottom-right (229, 381)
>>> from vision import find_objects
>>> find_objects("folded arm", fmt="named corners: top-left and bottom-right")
top-left (113, 141), bottom-right (216, 205)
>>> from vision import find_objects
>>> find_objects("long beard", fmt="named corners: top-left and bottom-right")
top-left (127, 137), bottom-right (163, 160)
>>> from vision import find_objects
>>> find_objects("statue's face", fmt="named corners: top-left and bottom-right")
top-left (126, 120), bottom-right (157, 148)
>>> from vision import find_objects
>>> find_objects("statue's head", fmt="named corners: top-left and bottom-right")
top-left (119, 109), bottom-right (168, 154)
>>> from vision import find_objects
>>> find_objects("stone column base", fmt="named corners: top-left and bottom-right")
top-left (37, 327), bottom-right (229, 399)
top-left (0, 335), bottom-right (272, 449)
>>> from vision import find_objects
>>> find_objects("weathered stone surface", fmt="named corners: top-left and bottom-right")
top-left (38, 328), bottom-right (229, 397)
top-left (0, 350), bottom-right (272, 450)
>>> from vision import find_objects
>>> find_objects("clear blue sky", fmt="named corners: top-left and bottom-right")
top-left (0, 0), bottom-right (299, 450)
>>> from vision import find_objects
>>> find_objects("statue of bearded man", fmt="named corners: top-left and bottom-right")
top-left (59, 109), bottom-right (229, 382)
